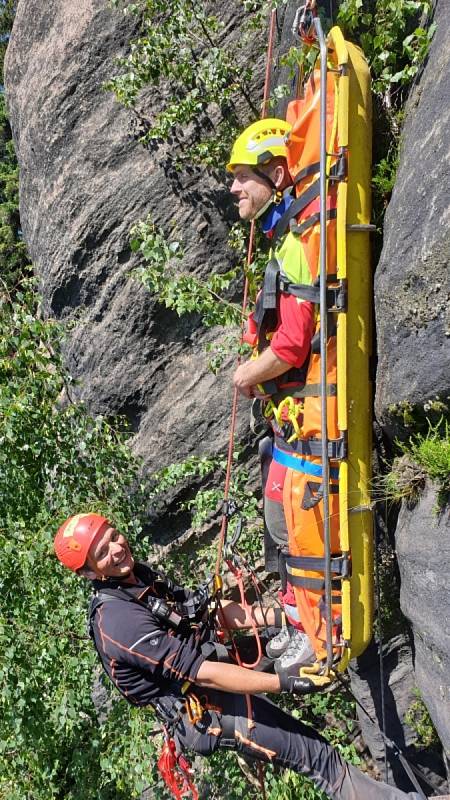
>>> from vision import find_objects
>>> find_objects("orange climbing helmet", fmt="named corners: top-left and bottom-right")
top-left (54, 513), bottom-right (110, 572)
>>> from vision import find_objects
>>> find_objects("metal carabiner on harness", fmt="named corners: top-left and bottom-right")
top-left (292, 2), bottom-right (317, 44)
top-left (223, 512), bottom-right (244, 567)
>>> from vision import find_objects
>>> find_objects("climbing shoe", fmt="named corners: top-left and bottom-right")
top-left (266, 626), bottom-right (291, 659)
top-left (274, 630), bottom-right (315, 675)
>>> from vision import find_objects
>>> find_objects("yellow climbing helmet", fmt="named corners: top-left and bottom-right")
top-left (226, 118), bottom-right (292, 173)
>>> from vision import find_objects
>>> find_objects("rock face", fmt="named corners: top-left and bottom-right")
top-left (4, 0), bottom-right (263, 524)
top-left (395, 482), bottom-right (450, 757)
top-left (349, 633), bottom-right (447, 793)
top-left (375, 0), bottom-right (450, 433)
top-left (373, 0), bottom-right (450, 769)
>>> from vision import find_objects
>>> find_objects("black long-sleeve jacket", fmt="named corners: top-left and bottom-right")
top-left (89, 563), bottom-right (208, 711)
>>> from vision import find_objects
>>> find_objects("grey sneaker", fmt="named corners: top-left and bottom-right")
top-left (274, 629), bottom-right (315, 675)
top-left (266, 626), bottom-right (291, 659)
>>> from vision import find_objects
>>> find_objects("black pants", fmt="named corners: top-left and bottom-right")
top-left (174, 689), bottom-right (423, 800)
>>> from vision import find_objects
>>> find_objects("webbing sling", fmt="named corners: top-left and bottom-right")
top-left (254, 257), bottom-right (346, 346)
top-left (290, 207), bottom-right (337, 238)
top-left (271, 383), bottom-right (337, 401)
top-left (287, 554), bottom-right (350, 576)
top-left (272, 445), bottom-right (339, 479)
top-left (302, 479), bottom-right (339, 510)
top-left (258, 364), bottom-right (309, 397)
top-left (272, 178), bottom-right (323, 245)
top-left (293, 161), bottom-right (320, 185)
top-left (279, 273), bottom-right (346, 311)
top-left (287, 562), bottom-right (343, 595)
top-left (274, 432), bottom-right (346, 461)
top-left (253, 258), bottom-right (278, 328)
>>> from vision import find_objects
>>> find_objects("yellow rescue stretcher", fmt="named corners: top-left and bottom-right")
top-left (279, 20), bottom-right (373, 686)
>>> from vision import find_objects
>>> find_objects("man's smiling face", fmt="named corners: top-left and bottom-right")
top-left (86, 524), bottom-right (135, 579)
top-left (230, 165), bottom-right (273, 221)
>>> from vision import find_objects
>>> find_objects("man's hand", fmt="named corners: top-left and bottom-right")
top-left (232, 363), bottom-right (256, 398)
top-left (278, 671), bottom-right (318, 696)
top-left (218, 600), bottom-right (276, 631)
top-left (232, 348), bottom-right (293, 399)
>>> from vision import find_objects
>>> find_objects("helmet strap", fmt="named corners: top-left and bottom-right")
top-left (251, 166), bottom-right (284, 219)
top-left (252, 165), bottom-right (278, 194)
top-left (253, 194), bottom-right (275, 220)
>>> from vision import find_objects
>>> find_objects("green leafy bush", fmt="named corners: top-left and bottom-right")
top-left (337, 0), bottom-right (435, 230)
top-left (0, 280), bottom-right (162, 798)
top-left (130, 217), bottom-right (243, 327)
top-left (405, 690), bottom-right (440, 749)
top-left (337, 0), bottom-right (435, 98)
top-left (106, 0), bottom-right (262, 166)
top-left (374, 418), bottom-right (450, 508)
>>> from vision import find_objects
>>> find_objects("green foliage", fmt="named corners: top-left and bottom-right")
top-left (0, 1), bottom-right (30, 291)
top-left (405, 690), bottom-right (440, 750)
top-left (337, 0), bottom-right (435, 98)
top-left (149, 449), bottom-right (262, 582)
top-left (337, 0), bottom-right (435, 230)
top-left (0, 279), bottom-right (165, 799)
top-left (399, 417), bottom-right (450, 507)
top-left (129, 215), bottom-right (268, 372)
top-left (405, 418), bottom-right (450, 487)
top-left (0, 0), bottom-right (16, 85)
top-left (131, 217), bottom-right (243, 327)
top-left (106, 0), bottom-right (264, 166)
top-left (205, 334), bottom-right (251, 374)
top-left (375, 417), bottom-right (450, 508)
top-left (371, 150), bottom-right (400, 219)
top-left (184, 454), bottom-right (259, 529)
top-left (0, 97), bottom-right (30, 290)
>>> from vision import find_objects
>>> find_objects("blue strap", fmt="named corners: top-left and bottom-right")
top-left (272, 446), bottom-right (339, 480)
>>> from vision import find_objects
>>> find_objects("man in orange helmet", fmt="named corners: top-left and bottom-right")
top-left (53, 512), bottom-right (423, 800)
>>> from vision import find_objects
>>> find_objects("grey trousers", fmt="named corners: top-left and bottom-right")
top-left (174, 689), bottom-right (423, 800)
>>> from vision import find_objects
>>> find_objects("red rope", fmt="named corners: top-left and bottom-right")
top-left (213, 19), bottom-right (277, 798)
top-left (225, 559), bottom-right (263, 669)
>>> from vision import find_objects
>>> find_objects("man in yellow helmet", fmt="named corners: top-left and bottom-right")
top-left (226, 119), bottom-right (316, 669)
top-left (227, 117), bottom-right (293, 222)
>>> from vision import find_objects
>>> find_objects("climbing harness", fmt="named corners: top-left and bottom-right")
top-left (88, 573), bottom-right (221, 800)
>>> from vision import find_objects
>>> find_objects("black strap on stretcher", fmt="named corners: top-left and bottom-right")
top-left (271, 153), bottom-right (347, 246)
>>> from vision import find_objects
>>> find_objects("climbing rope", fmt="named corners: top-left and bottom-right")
top-left (214, 7), bottom-right (277, 588)
top-left (374, 513), bottom-right (389, 783)
top-left (213, 11), bottom-right (279, 800)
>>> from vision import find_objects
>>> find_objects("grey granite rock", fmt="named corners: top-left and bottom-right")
top-left (395, 480), bottom-right (450, 757)
top-left (375, 0), bottom-right (450, 433)
top-left (4, 0), bottom-right (265, 536)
